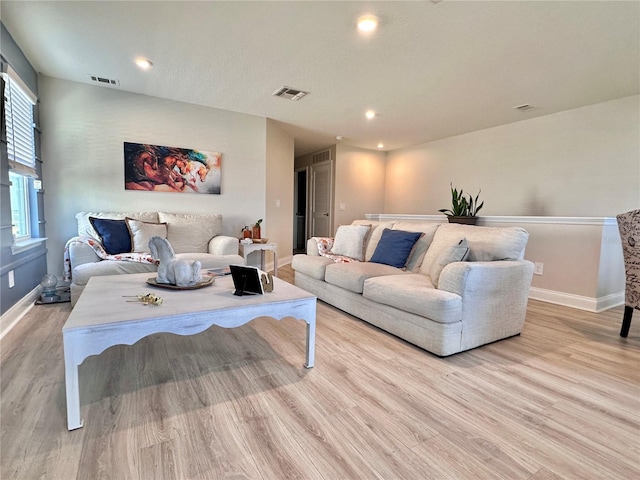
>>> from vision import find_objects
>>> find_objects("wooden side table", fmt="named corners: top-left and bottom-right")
top-left (239, 242), bottom-right (278, 275)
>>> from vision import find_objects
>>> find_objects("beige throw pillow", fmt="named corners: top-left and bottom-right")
top-left (126, 218), bottom-right (168, 253)
top-left (329, 224), bottom-right (371, 261)
top-left (429, 238), bottom-right (470, 287)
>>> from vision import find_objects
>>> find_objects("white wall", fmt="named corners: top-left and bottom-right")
top-left (266, 119), bottom-right (295, 267)
top-left (39, 76), bottom-right (272, 276)
top-left (382, 96), bottom-right (638, 311)
top-left (334, 144), bottom-right (386, 228)
top-left (385, 95), bottom-right (639, 217)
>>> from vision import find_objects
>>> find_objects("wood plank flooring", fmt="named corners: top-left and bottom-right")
top-left (1, 265), bottom-right (638, 479)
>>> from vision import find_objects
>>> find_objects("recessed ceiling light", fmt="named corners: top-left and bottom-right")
top-left (357, 15), bottom-right (379, 33)
top-left (135, 58), bottom-right (153, 70)
top-left (365, 110), bottom-right (376, 120)
top-left (377, 143), bottom-right (384, 149)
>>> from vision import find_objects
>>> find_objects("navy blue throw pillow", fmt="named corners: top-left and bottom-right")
top-left (369, 228), bottom-right (423, 268)
top-left (89, 217), bottom-right (132, 255)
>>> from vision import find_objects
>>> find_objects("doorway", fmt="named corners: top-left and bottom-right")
top-left (293, 168), bottom-right (308, 254)
top-left (310, 161), bottom-right (333, 238)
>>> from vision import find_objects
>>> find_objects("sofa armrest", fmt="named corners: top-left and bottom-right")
top-left (208, 235), bottom-right (240, 255)
top-left (438, 260), bottom-right (535, 349)
top-left (306, 238), bottom-right (320, 256)
top-left (439, 260), bottom-right (534, 299)
top-left (67, 237), bottom-right (101, 271)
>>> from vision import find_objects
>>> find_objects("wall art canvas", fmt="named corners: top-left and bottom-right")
top-left (124, 142), bottom-right (221, 194)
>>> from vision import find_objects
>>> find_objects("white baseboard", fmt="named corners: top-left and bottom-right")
top-left (0, 286), bottom-right (40, 340)
top-left (529, 287), bottom-right (624, 313)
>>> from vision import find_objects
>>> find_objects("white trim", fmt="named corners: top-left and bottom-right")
top-left (0, 285), bottom-right (40, 340)
top-left (365, 214), bottom-right (617, 226)
top-left (11, 237), bottom-right (47, 255)
top-left (529, 287), bottom-right (624, 313)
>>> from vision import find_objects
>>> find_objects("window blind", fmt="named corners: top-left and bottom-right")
top-left (3, 66), bottom-right (37, 177)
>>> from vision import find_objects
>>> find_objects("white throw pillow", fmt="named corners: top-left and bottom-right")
top-left (429, 238), bottom-right (470, 288)
top-left (126, 218), bottom-right (168, 253)
top-left (329, 224), bottom-right (371, 261)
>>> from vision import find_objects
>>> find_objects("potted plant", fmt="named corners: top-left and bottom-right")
top-left (438, 183), bottom-right (484, 225)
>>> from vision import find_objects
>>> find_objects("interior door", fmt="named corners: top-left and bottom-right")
top-left (310, 161), bottom-right (333, 237)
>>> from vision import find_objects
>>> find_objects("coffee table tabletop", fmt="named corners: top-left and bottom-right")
top-left (62, 272), bottom-right (316, 430)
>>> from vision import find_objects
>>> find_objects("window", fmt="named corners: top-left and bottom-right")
top-left (3, 67), bottom-right (37, 242)
top-left (9, 171), bottom-right (30, 240)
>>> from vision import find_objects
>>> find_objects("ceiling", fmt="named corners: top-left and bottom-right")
top-left (2, 1), bottom-right (638, 157)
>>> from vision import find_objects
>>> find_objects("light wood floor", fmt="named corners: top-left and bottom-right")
top-left (1, 265), bottom-right (639, 479)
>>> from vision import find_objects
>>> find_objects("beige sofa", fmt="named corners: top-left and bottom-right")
top-left (66, 211), bottom-right (243, 306)
top-left (292, 220), bottom-right (534, 356)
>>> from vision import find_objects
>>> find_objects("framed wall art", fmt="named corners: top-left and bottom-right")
top-left (124, 142), bottom-right (221, 194)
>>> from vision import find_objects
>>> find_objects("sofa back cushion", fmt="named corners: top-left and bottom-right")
top-left (419, 223), bottom-right (529, 276)
top-left (351, 220), bottom-right (395, 261)
top-left (392, 222), bottom-right (440, 272)
top-left (157, 212), bottom-right (223, 254)
top-left (77, 212), bottom-right (159, 240)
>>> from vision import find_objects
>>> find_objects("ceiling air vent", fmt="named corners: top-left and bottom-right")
top-left (312, 149), bottom-right (331, 164)
top-left (88, 74), bottom-right (120, 86)
top-left (272, 86), bottom-right (309, 101)
top-left (513, 104), bottom-right (536, 112)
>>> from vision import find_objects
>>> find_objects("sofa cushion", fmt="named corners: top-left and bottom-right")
top-left (370, 229), bottom-right (423, 269)
top-left (352, 220), bottom-right (395, 261)
top-left (325, 262), bottom-right (406, 294)
top-left (392, 222), bottom-right (440, 272)
top-left (175, 253), bottom-right (243, 270)
top-left (89, 217), bottom-right (132, 255)
top-left (77, 212), bottom-right (159, 239)
top-left (126, 218), bottom-right (168, 253)
top-left (363, 274), bottom-right (462, 324)
top-left (420, 224), bottom-right (529, 276)
top-left (291, 254), bottom-right (335, 280)
top-left (157, 212), bottom-right (223, 254)
top-left (72, 260), bottom-right (157, 287)
top-left (329, 224), bottom-right (371, 261)
top-left (429, 238), bottom-right (470, 287)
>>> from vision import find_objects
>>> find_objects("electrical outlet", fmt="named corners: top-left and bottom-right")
top-left (275, 199), bottom-right (281, 207)
top-left (8, 270), bottom-right (15, 288)
top-left (534, 262), bottom-right (544, 276)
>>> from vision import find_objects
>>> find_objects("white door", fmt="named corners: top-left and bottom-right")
top-left (311, 162), bottom-right (333, 237)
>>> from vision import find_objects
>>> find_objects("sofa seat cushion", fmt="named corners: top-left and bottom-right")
top-left (325, 262), bottom-right (407, 294)
top-left (72, 260), bottom-right (158, 287)
top-left (175, 253), bottom-right (243, 269)
top-left (363, 274), bottom-right (462, 324)
top-left (291, 254), bottom-right (335, 280)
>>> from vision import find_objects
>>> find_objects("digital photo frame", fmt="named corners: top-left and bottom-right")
top-left (230, 265), bottom-right (264, 296)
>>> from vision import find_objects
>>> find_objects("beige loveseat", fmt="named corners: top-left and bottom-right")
top-left (66, 211), bottom-right (243, 306)
top-left (292, 220), bottom-right (534, 356)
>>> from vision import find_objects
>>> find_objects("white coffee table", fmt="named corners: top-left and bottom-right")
top-left (62, 272), bottom-right (316, 430)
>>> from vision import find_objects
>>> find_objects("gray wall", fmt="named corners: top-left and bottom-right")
top-left (0, 23), bottom-right (47, 316)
